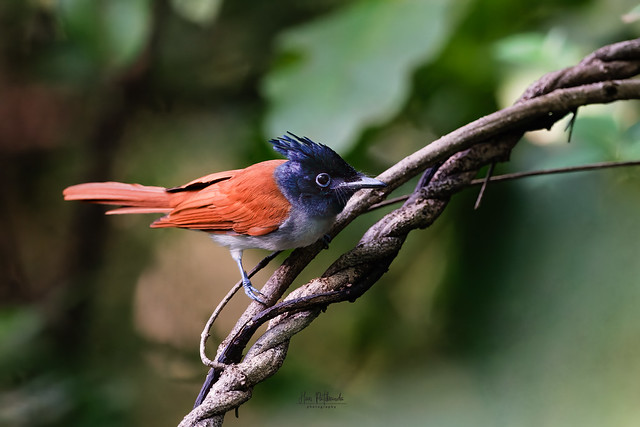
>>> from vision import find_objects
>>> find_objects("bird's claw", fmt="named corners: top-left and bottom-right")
top-left (242, 279), bottom-right (267, 304)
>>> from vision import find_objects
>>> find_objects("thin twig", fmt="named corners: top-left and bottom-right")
top-left (474, 162), bottom-right (495, 210)
top-left (565, 108), bottom-right (579, 142)
top-left (368, 159), bottom-right (640, 211)
top-left (199, 281), bottom-right (243, 368)
top-left (472, 159), bottom-right (640, 183)
top-left (199, 251), bottom-right (281, 368)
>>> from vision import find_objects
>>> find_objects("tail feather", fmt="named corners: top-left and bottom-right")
top-left (63, 182), bottom-right (172, 214)
top-left (106, 207), bottom-right (172, 215)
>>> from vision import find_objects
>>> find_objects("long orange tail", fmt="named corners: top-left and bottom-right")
top-left (63, 182), bottom-right (172, 215)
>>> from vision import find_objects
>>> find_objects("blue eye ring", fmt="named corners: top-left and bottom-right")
top-left (315, 173), bottom-right (331, 188)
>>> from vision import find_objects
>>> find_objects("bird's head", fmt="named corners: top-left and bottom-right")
top-left (271, 133), bottom-right (385, 218)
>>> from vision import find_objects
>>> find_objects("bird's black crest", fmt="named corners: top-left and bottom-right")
top-left (270, 132), bottom-right (342, 166)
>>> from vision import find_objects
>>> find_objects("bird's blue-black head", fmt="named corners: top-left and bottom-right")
top-left (271, 132), bottom-right (385, 218)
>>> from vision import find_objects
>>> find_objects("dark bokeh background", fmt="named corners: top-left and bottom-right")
top-left (2, 0), bottom-right (640, 425)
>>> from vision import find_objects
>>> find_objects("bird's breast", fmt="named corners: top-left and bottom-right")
top-left (209, 207), bottom-right (334, 252)
top-left (274, 208), bottom-right (334, 248)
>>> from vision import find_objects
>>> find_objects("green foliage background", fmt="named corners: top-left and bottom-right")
top-left (2, 0), bottom-right (640, 425)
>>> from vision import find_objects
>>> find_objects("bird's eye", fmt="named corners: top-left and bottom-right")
top-left (315, 173), bottom-right (331, 188)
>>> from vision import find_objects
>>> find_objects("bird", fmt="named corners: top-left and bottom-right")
top-left (63, 133), bottom-right (386, 303)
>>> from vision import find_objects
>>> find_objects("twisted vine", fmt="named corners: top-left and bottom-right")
top-left (180, 38), bottom-right (640, 427)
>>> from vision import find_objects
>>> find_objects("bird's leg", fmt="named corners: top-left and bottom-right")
top-left (230, 249), bottom-right (267, 304)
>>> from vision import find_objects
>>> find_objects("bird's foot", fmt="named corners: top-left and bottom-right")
top-left (242, 279), bottom-right (267, 304)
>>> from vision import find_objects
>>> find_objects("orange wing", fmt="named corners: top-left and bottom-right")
top-left (151, 159), bottom-right (290, 236)
top-left (166, 169), bottom-right (242, 192)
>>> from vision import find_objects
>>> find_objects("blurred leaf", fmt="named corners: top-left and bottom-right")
top-left (493, 30), bottom-right (583, 109)
top-left (572, 114), bottom-right (619, 152)
top-left (622, 3), bottom-right (640, 23)
top-left (620, 120), bottom-right (640, 159)
top-left (493, 30), bottom-right (580, 68)
top-left (57, 0), bottom-right (101, 53)
top-left (170, 0), bottom-right (222, 26)
top-left (263, 0), bottom-right (470, 152)
top-left (58, 0), bottom-right (152, 72)
top-left (102, 0), bottom-right (152, 68)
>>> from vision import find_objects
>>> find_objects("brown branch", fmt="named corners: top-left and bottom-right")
top-left (180, 38), bottom-right (640, 427)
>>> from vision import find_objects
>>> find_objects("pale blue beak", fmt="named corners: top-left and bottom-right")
top-left (339, 176), bottom-right (386, 191)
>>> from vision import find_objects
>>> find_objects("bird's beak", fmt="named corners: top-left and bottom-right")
top-left (340, 176), bottom-right (386, 191)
